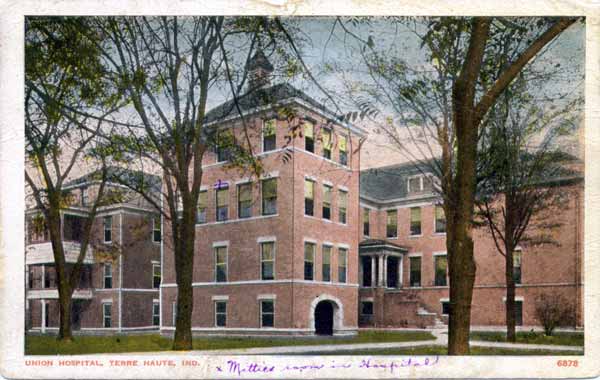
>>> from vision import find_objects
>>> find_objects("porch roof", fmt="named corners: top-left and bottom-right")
top-left (359, 239), bottom-right (408, 254)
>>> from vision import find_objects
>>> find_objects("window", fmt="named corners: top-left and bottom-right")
top-left (322, 185), bottom-right (332, 220)
top-left (260, 300), bottom-right (275, 327)
top-left (196, 191), bottom-right (207, 224)
top-left (441, 301), bottom-right (451, 315)
top-left (153, 263), bottom-right (161, 289)
top-left (435, 206), bottom-right (446, 233)
top-left (216, 187), bottom-right (229, 222)
top-left (322, 245), bottom-right (331, 282)
top-left (422, 176), bottom-right (434, 192)
top-left (361, 301), bottom-right (373, 316)
top-left (261, 178), bottom-right (277, 215)
top-left (513, 249), bottom-right (522, 284)
top-left (339, 135), bottom-right (348, 165)
top-left (262, 119), bottom-right (276, 152)
top-left (363, 208), bottom-right (370, 236)
top-left (304, 121), bottom-right (314, 153)
top-left (304, 242), bottom-right (315, 280)
top-left (338, 248), bottom-right (347, 283)
top-left (304, 180), bottom-right (314, 216)
top-left (515, 300), bottom-right (523, 326)
top-left (408, 176), bottom-right (421, 193)
top-left (410, 207), bottom-right (422, 236)
top-left (386, 210), bottom-right (398, 238)
top-left (215, 301), bottom-right (227, 327)
top-left (261, 242), bottom-right (275, 280)
top-left (103, 216), bottom-right (112, 243)
top-left (409, 257), bottom-right (421, 287)
top-left (338, 190), bottom-right (347, 224)
top-left (152, 302), bottom-right (160, 326)
top-left (216, 130), bottom-right (232, 162)
top-left (81, 187), bottom-right (88, 206)
top-left (434, 255), bottom-right (448, 286)
top-left (238, 183), bottom-right (252, 219)
top-left (215, 246), bottom-right (227, 282)
top-left (103, 263), bottom-right (112, 289)
top-left (321, 128), bottom-right (332, 159)
top-left (103, 303), bottom-right (112, 328)
top-left (152, 217), bottom-right (161, 243)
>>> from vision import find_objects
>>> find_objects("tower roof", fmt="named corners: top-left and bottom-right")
top-left (246, 49), bottom-right (274, 72)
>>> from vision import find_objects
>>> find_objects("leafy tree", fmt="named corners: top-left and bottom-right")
top-left (334, 16), bottom-right (580, 354)
top-left (25, 17), bottom-right (121, 341)
top-left (475, 74), bottom-right (582, 342)
top-left (75, 16), bottom-right (301, 350)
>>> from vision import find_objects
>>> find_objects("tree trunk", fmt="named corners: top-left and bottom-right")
top-left (172, 210), bottom-right (196, 350)
top-left (57, 283), bottom-right (73, 341)
top-left (505, 248), bottom-right (516, 342)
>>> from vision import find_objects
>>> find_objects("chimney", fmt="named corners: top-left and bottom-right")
top-left (246, 49), bottom-right (274, 91)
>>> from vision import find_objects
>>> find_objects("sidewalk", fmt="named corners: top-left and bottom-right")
top-left (142, 328), bottom-right (583, 355)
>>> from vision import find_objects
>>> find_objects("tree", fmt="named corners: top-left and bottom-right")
top-left (534, 293), bottom-right (576, 336)
top-left (334, 16), bottom-right (580, 354)
top-left (24, 17), bottom-right (120, 341)
top-left (77, 16), bottom-right (301, 350)
top-left (475, 74), bottom-right (581, 342)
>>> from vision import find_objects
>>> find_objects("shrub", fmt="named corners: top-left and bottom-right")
top-left (534, 293), bottom-right (576, 336)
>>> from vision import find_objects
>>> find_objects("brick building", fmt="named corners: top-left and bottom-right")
top-left (25, 171), bottom-right (162, 333)
top-left (159, 51), bottom-right (584, 336)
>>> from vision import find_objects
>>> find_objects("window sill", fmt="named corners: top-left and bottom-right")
top-left (196, 214), bottom-right (279, 227)
top-left (433, 232), bottom-right (447, 236)
top-left (408, 234), bottom-right (422, 239)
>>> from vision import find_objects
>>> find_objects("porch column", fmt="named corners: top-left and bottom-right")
top-left (371, 256), bottom-right (376, 287)
top-left (383, 255), bottom-right (388, 288)
top-left (398, 256), bottom-right (403, 288)
top-left (41, 300), bottom-right (46, 333)
top-left (378, 255), bottom-right (385, 287)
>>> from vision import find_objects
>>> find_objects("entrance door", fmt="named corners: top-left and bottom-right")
top-left (314, 301), bottom-right (334, 335)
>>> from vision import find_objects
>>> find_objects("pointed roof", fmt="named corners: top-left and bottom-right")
top-left (246, 49), bottom-right (274, 72)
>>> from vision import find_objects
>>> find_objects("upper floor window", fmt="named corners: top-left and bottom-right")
top-left (153, 263), bottom-right (161, 289)
top-left (304, 179), bottom-right (314, 216)
top-left (338, 190), bottom-right (348, 224)
top-left (103, 263), bottom-right (113, 289)
top-left (408, 175), bottom-right (434, 194)
top-left (216, 130), bottom-right (233, 162)
top-left (214, 246), bottom-right (228, 282)
top-left (216, 186), bottom-right (229, 222)
top-left (103, 216), bottom-right (112, 243)
top-left (197, 191), bottom-right (207, 224)
top-left (304, 242), bottom-right (315, 280)
top-left (238, 183), bottom-right (252, 219)
top-left (322, 185), bottom-right (332, 220)
top-left (322, 245), bottom-right (332, 282)
top-left (363, 208), bottom-right (370, 236)
top-left (386, 210), bottom-right (397, 238)
top-left (513, 249), bottom-right (522, 284)
top-left (261, 241), bottom-right (275, 280)
top-left (321, 128), bottom-right (332, 160)
top-left (339, 135), bottom-right (348, 166)
top-left (152, 217), bottom-right (161, 243)
top-left (338, 248), bottom-right (347, 283)
top-left (304, 121), bottom-right (314, 153)
top-left (262, 119), bottom-right (276, 152)
top-left (434, 255), bottom-right (448, 286)
top-left (409, 256), bottom-right (421, 287)
top-left (81, 187), bottom-right (89, 206)
top-left (261, 178), bottom-right (277, 215)
top-left (410, 207), bottom-right (422, 236)
top-left (435, 205), bottom-right (446, 233)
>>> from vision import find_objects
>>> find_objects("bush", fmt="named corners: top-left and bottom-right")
top-left (534, 293), bottom-right (576, 336)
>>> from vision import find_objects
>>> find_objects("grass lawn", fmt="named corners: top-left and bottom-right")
top-left (25, 330), bottom-right (435, 355)
top-left (298, 345), bottom-right (583, 356)
top-left (470, 331), bottom-right (584, 347)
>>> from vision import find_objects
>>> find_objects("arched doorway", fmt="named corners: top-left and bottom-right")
top-left (314, 301), bottom-right (334, 335)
